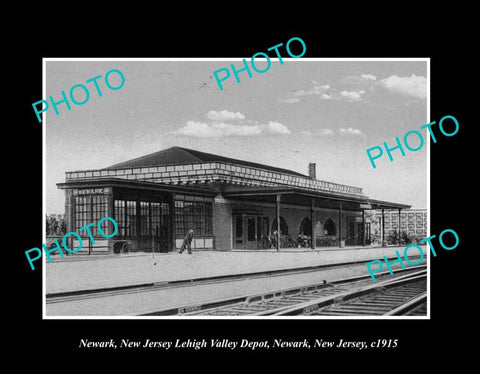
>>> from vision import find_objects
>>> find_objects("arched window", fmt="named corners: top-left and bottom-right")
top-left (271, 216), bottom-right (289, 235)
top-left (299, 217), bottom-right (312, 236)
top-left (323, 218), bottom-right (336, 236)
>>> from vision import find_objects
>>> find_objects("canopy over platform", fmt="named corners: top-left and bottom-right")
top-left (222, 185), bottom-right (410, 211)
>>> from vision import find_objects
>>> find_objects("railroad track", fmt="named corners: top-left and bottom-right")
top-left (281, 275), bottom-right (426, 316)
top-left (145, 266), bottom-right (427, 317)
top-left (47, 255), bottom-right (424, 304)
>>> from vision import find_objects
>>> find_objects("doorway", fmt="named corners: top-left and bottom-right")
top-left (346, 216), bottom-right (356, 245)
top-left (356, 222), bottom-right (371, 245)
top-left (232, 214), bottom-right (267, 249)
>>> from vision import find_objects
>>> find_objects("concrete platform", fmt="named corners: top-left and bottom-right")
top-left (45, 245), bottom-right (427, 295)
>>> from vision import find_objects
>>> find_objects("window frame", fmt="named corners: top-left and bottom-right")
top-left (174, 195), bottom-right (213, 238)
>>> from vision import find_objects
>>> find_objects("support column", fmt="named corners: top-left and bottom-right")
top-left (242, 214), bottom-right (246, 250)
top-left (88, 196), bottom-right (93, 255)
top-left (338, 203), bottom-right (343, 248)
top-left (381, 209), bottom-right (385, 247)
top-left (276, 194), bottom-right (281, 251)
top-left (135, 200), bottom-right (141, 253)
top-left (310, 198), bottom-right (315, 250)
top-left (362, 209), bottom-right (366, 247)
top-left (65, 189), bottom-right (74, 256)
top-left (398, 208), bottom-right (402, 246)
top-left (107, 189), bottom-right (115, 254)
top-left (170, 193), bottom-right (176, 252)
top-left (255, 216), bottom-right (258, 251)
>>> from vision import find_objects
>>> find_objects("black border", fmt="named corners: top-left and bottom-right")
top-left (14, 20), bottom-right (471, 364)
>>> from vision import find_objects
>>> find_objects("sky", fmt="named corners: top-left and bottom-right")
top-left (45, 59), bottom-right (428, 214)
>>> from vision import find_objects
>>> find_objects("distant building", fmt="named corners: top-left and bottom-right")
top-left (47, 213), bottom-right (65, 221)
top-left (369, 209), bottom-right (427, 244)
top-left (57, 147), bottom-right (411, 255)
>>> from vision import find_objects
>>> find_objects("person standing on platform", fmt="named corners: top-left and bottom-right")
top-left (270, 230), bottom-right (278, 249)
top-left (178, 229), bottom-right (194, 254)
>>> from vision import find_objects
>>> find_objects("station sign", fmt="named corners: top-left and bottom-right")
top-left (359, 203), bottom-right (372, 209)
top-left (73, 187), bottom-right (112, 196)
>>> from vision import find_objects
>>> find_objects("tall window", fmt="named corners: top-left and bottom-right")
top-left (299, 217), bottom-right (312, 236)
top-left (91, 195), bottom-right (109, 236)
top-left (271, 216), bottom-right (289, 235)
top-left (152, 202), bottom-right (161, 237)
top-left (323, 218), bottom-right (336, 236)
top-left (114, 200), bottom-right (126, 238)
top-left (247, 216), bottom-right (256, 241)
top-left (151, 201), bottom-right (170, 238)
top-left (75, 195), bottom-right (110, 236)
top-left (75, 196), bottom-right (89, 233)
top-left (126, 201), bottom-right (137, 237)
top-left (114, 200), bottom-right (137, 239)
top-left (140, 201), bottom-right (150, 236)
top-left (175, 195), bottom-right (213, 237)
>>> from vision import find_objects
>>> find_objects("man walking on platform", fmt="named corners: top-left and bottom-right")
top-left (178, 229), bottom-right (194, 254)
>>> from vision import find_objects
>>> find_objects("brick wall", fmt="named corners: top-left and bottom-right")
top-left (213, 196), bottom-right (233, 250)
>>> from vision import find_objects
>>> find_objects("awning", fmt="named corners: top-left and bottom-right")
top-left (222, 185), bottom-right (410, 211)
top-left (368, 198), bottom-right (411, 210)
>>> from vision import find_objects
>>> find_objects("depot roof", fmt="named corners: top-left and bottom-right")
top-left (105, 146), bottom-right (307, 178)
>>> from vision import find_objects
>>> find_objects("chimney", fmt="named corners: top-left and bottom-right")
top-left (308, 163), bottom-right (316, 179)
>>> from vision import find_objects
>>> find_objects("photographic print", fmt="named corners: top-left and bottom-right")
top-left (42, 58), bottom-right (429, 319)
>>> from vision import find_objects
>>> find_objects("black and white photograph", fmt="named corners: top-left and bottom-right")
top-left (43, 58), bottom-right (429, 318)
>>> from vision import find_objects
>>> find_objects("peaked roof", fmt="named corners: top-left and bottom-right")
top-left (105, 146), bottom-right (307, 177)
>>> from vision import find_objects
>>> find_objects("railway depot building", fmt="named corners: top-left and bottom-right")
top-left (57, 147), bottom-right (411, 255)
